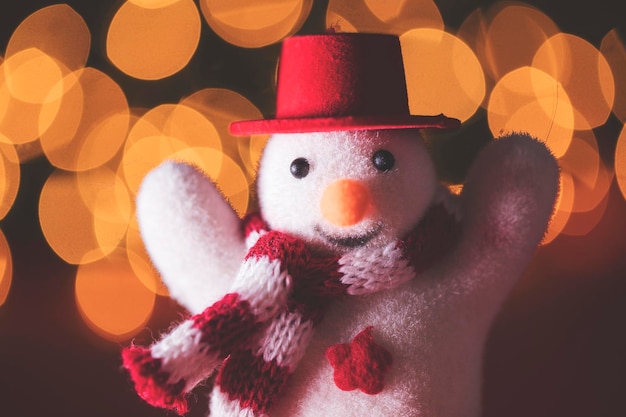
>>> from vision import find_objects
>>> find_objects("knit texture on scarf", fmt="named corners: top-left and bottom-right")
top-left (122, 202), bottom-right (461, 416)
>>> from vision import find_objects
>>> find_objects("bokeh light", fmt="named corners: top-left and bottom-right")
top-left (40, 67), bottom-right (130, 171)
top-left (200, 0), bottom-right (312, 48)
top-left (616, 124), bottom-right (626, 200)
top-left (559, 131), bottom-right (612, 214)
top-left (0, 66), bottom-right (48, 145)
top-left (2, 48), bottom-right (66, 104)
top-left (327, 0), bottom-right (443, 34)
top-left (0, 228), bottom-right (12, 307)
top-left (481, 4), bottom-right (560, 82)
top-left (4, 4), bottom-right (90, 73)
top-left (561, 187), bottom-right (610, 237)
top-left (601, 30), bottom-right (626, 123)
top-left (559, 131), bottom-right (613, 236)
top-left (0, 142), bottom-right (20, 219)
top-left (77, 165), bottom-right (133, 253)
top-left (106, 0), bottom-right (201, 80)
top-left (121, 103), bottom-right (222, 194)
top-left (128, 0), bottom-right (181, 8)
top-left (400, 28), bottom-right (485, 122)
top-left (179, 88), bottom-right (267, 178)
top-left (487, 66), bottom-right (574, 157)
top-left (75, 249), bottom-right (156, 342)
top-left (533, 33), bottom-right (615, 130)
top-left (39, 169), bottom-right (131, 264)
top-left (0, 4), bottom-right (90, 153)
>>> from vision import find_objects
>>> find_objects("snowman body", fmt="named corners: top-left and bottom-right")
top-left (135, 125), bottom-right (558, 416)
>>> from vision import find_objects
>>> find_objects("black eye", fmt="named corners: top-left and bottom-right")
top-left (372, 150), bottom-right (395, 172)
top-left (290, 157), bottom-right (310, 179)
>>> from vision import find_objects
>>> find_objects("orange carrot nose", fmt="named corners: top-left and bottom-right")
top-left (320, 179), bottom-right (371, 227)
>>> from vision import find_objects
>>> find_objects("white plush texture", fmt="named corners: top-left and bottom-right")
top-left (136, 130), bottom-right (559, 416)
top-left (136, 161), bottom-right (246, 314)
top-left (256, 130), bottom-right (437, 253)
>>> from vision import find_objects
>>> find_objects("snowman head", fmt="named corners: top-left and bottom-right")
top-left (256, 129), bottom-right (437, 253)
top-left (230, 33), bottom-right (459, 253)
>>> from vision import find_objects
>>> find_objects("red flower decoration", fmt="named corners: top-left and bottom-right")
top-left (325, 326), bottom-right (393, 395)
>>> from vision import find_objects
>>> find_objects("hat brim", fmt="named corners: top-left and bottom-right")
top-left (229, 114), bottom-right (460, 136)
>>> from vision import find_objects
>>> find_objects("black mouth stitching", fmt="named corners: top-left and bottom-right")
top-left (314, 223), bottom-right (383, 249)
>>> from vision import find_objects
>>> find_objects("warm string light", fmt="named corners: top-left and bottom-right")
top-left (327, 0), bottom-right (444, 34)
top-left (0, 229), bottom-right (11, 307)
top-left (106, 0), bottom-right (201, 80)
top-left (0, 0), bottom-right (624, 341)
top-left (74, 248), bottom-right (156, 342)
top-left (616, 125), bottom-right (626, 200)
top-left (400, 28), bottom-right (486, 123)
top-left (0, 141), bottom-right (19, 220)
top-left (199, 0), bottom-right (313, 48)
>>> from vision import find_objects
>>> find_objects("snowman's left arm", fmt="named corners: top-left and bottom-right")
top-left (437, 133), bottom-right (560, 302)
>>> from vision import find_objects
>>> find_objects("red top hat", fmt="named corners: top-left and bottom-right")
top-left (229, 33), bottom-right (460, 136)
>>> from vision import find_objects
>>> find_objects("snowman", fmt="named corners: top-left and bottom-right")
top-left (122, 33), bottom-right (559, 417)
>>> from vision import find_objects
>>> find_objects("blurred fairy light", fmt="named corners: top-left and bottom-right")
top-left (3, 48), bottom-right (65, 104)
top-left (106, 0), bottom-right (201, 80)
top-left (178, 88), bottom-right (269, 179)
top-left (128, 0), bottom-right (181, 8)
top-left (327, 0), bottom-right (444, 34)
top-left (4, 5), bottom-right (90, 72)
top-left (487, 67), bottom-right (574, 158)
top-left (0, 229), bottom-right (11, 306)
top-left (601, 30), bottom-right (626, 123)
top-left (39, 168), bottom-right (132, 265)
top-left (558, 131), bottom-right (614, 237)
top-left (616, 126), bottom-right (626, 200)
top-left (40, 68), bottom-right (130, 171)
top-left (120, 103), bottom-right (223, 193)
top-left (533, 33), bottom-right (615, 130)
top-left (199, 0), bottom-right (313, 48)
top-left (75, 249), bottom-right (156, 342)
top-left (463, 4), bottom-right (560, 83)
top-left (0, 142), bottom-right (19, 220)
top-left (400, 28), bottom-right (485, 123)
top-left (0, 4), bottom-right (90, 157)
top-left (0, 0), bottom-right (624, 335)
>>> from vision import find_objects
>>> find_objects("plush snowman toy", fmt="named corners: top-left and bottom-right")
top-left (122, 34), bottom-right (559, 417)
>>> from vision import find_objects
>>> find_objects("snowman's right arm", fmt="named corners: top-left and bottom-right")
top-left (136, 161), bottom-right (247, 314)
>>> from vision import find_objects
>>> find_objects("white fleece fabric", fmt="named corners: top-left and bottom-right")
top-left (135, 130), bottom-right (559, 417)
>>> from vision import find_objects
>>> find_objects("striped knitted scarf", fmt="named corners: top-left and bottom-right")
top-left (122, 201), bottom-right (461, 416)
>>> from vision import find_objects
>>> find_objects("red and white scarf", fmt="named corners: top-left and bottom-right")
top-left (122, 201), bottom-right (461, 416)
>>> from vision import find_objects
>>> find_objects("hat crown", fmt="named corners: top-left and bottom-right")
top-left (275, 33), bottom-right (410, 119)
top-left (228, 33), bottom-right (460, 135)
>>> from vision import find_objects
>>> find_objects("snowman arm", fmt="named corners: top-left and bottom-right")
top-left (448, 132), bottom-right (559, 298)
top-left (122, 235), bottom-right (297, 414)
top-left (136, 161), bottom-right (247, 314)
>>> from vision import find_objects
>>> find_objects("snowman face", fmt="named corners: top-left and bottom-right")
top-left (257, 129), bottom-right (437, 253)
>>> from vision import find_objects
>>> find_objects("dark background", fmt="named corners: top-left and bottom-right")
top-left (1, 1), bottom-right (625, 416)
